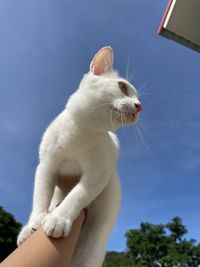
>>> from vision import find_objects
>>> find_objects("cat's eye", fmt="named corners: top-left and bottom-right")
top-left (118, 81), bottom-right (129, 96)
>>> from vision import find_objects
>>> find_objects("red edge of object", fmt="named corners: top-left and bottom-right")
top-left (157, 0), bottom-right (174, 34)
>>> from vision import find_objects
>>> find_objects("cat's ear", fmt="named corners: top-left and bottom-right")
top-left (90, 46), bottom-right (113, 75)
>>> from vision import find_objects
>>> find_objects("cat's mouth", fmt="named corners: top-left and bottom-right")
top-left (110, 106), bottom-right (139, 124)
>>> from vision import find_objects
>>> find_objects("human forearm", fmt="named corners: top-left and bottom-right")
top-left (1, 210), bottom-right (85, 267)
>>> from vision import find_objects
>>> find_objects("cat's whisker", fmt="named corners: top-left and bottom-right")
top-left (129, 66), bottom-right (138, 83)
top-left (110, 112), bottom-right (113, 128)
top-left (138, 94), bottom-right (147, 100)
top-left (133, 125), bottom-right (143, 156)
top-left (131, 125), bottom-right (141, 155)
top-left (126, 57), bottom-right (130, 81)
top-left (113, 110), bottom-right (118, 126)
top-left (138, 80), bottom-right (149, 92)
top-left (120, 112), bottom-right (123, 127)
top-left (129, 122), bottom-right (147, 156)
top-left (127, 125), bottom-right (140, 154)
top-left (135, 124), bottom-right (143, 145)
top-left (135, 124), bottom-right (151, 153)
top-left (138, 120), bottom-right (159, 139)
top-left (110, 106), bottom-right (116, 128)
top-left (113, 109), bottom-right (119, 126)
top-left (137, 80), bottom-right (152, 97)
top-left (122, 102), bottom-right (134, 110)
top-left (122, 112), bottom-right (128, 136)
top-left (138, 90), bottom-right (153, 98)
top-left (138, 89), bottom-right (152, 98)
top-left (137, 87), bottom-right (153, 101)
top-left (120, 112), bottom-right (125, 135)
top-left (123, 113), bottom-right (126, 127)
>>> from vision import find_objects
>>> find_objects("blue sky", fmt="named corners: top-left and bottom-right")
top-left (0, 0), bottom-right (200, 251)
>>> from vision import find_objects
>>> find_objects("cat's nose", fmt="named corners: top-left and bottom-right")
top-left (135, 103), bottom-right (142, 112)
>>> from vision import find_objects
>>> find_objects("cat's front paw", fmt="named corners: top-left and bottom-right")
top-left (17, 225), bottom-right (35, 246)
top-left (42, 213), bottom-right (72, 238)
top-left (17, 212), bottom-right (48, 246)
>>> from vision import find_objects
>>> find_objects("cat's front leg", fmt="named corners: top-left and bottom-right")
top-left (42, 168), bottom-right (111, 238)
top-left (17, 161), bottom-right (57, 245)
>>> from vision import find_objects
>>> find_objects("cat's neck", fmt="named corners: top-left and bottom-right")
top-left (62, 109), bottom-right (110, 137)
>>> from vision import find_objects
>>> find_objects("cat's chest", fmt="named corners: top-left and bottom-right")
top-left (58, 159), bottom-right (82, 177)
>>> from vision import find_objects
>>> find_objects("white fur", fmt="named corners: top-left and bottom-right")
top-left (17, 47), bottom-right (142, 267)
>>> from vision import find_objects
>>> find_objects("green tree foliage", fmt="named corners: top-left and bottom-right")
top-left (0, 206), bottom-right (22, 261)
top-left (167, 217), bottom-right (187, 242)
top-left (103, 217), bottom-right (200, 267)
top-left (103, 251), bottom-right (133, 267)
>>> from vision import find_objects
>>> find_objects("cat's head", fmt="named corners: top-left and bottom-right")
top-left (67, 46), bottom-right (142, 132)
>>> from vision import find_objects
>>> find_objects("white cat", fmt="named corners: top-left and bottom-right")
top-left (17, 46), bottom-right (142, 267)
